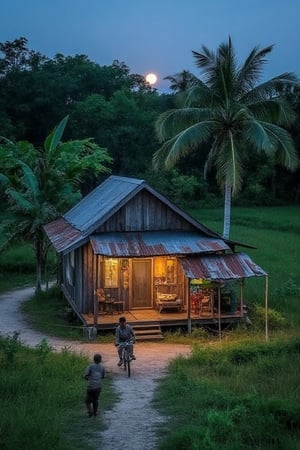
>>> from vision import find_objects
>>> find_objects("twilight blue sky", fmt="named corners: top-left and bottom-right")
top-left (1, 0), bottom-right (299, 92)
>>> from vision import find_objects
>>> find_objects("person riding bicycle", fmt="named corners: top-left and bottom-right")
top-left (115, 316), bottom-right (136, 366)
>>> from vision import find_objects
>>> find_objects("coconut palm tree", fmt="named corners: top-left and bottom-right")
top-left (164, 70), bottom-right (199, 93)
top-left (153, 37), bottom-right (299, 238)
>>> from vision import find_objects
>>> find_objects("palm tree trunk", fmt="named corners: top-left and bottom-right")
top-left (223, 182), bottom-right (232, 239)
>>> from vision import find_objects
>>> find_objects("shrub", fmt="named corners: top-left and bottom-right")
top-left (250, 303), bottom-right (286, 331)
top-left (0, 331), bottom-right (22, 364)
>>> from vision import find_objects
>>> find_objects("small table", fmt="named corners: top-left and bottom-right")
top-left (99, 300), bottom-right (115, 314)
top-left (113, 301), bottom-right (125, 314)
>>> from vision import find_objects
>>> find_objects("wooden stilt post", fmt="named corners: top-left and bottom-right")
top-left (187, 279), bottom-right (191, 334)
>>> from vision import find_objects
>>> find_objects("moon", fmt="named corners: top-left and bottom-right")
top-left (145, 73), bottom-right (157, 85)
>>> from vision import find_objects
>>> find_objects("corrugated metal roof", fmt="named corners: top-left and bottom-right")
top-left (44, 217), bottom-right (87, 253)
top-left (64, 176), bottom-right (144, 233)
top-left (62, 175), bottom-right (226, 240)
top-left (179, 252), bottom-right (267, 280)
top-left (90, 231), bottom-right (230, 257)
top-left (44, 176), bottom-right (255, 253)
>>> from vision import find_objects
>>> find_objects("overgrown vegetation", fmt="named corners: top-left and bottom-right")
top-left (153, 206), bottom-right (300, 449)
top-left (154, 339), bottom-right (300, 450)
top-left (0, 205), bottom-right (299, 449)
top-left (0, 333), bottom-right (116, 450)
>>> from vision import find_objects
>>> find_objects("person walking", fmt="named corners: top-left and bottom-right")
top-left (115, 316), bottom-right (136, 366)
top-left (83, 353), bottom-right (105, 417)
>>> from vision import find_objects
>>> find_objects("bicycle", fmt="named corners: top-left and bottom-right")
top-left (118, 340), bottom-right (134, 377)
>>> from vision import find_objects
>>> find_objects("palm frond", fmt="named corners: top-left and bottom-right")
top-left (192, 45), bottom-right (216, 69)
top-left (184, 84), bottom-right (213, 107)
top-left (242, 119), bottom-right (271, 150)
top-left (164, 70), bottom-right (199, 93)
top-left (262, 123), bottom-right (299, 170)
top-left (242, 73), bottom-right (299, 105)
top-left (247, 98), bottom-right (296, 126)
top-left (153, 121), bottom-right (216, 170)
top-left (155, 108), bottom-right (211, 141)
top-left (192, 45), bottom-right (218, 84)
top-left (215, 134), bottom-right (243, 195)
top-left (236, 44), bottom-right (274, 93)
top-left (154, 36), bottom-right (299, 223)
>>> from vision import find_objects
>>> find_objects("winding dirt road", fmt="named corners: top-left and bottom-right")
top-left (0, 286), bottom-right (191, 450)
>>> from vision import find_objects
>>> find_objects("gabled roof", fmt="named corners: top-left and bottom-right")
top-left (44, 175), bottom-right (254, 254)
top-left (63, 175), bottom-right (220, 237)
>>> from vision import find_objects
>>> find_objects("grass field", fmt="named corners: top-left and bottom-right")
top-left (0, 205), bottom-right (299, 449)
top-left (155, 205), bottom-right (300, 449)
top-left (0, 333), bottom-right (117, 450)
top-left (189, 206), bottom-right (300, 325)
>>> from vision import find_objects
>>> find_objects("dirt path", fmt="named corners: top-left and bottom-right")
top-left (0, 287), bottom-right (191, 449)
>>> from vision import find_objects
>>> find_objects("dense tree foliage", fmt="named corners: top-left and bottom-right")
top-left (0, 117), bottom-right (111, 291)
top-left (0, 36), bottom-right (299, 209)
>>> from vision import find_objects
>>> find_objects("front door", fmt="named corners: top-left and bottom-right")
top-left (131, 259), bottom-right (152, 308)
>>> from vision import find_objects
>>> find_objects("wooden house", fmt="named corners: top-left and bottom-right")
top-left (44, 175), bottom-right (267, 336)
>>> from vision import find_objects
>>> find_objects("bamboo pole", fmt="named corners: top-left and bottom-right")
top-left (265, 275), bottom-right (269, 341)
top-left (187, 279), bottom-right (191, 334)
top-left (218, 284), bottom-right (221, 340)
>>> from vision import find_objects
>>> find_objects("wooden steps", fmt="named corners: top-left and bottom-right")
top-left (133, 322), bottom-right (163, 340)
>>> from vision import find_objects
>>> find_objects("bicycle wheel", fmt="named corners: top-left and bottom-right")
top-left (127, 355), bottom-right (131, 378)
top-left (122, 347), bottom-right (127, 371)
top-left (124, 348), bottom-right (131, 378)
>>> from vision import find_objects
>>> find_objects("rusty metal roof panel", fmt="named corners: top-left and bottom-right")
top-left (90, 231), bottom-right (230, 257)
top-left (179, 252), bottom-right (267, 280)
top-left (43, 218), bottom-right (86, 253)
top-left (64, 176), bottom-right (144, 233)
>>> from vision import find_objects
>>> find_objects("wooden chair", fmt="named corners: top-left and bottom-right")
top-left (95, 288), bottom-right (107, 313)
top-left (199, 291), bottom-right (213, 315)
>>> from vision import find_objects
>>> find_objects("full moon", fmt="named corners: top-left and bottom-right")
top-left (145, 73), bottom-right (157, 85)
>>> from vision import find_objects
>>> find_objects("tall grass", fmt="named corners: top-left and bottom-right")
top-left (154, 206), bottom-right (300, 449)
top-left (154, 339), bottom-right (300, 450)
top-left (1, 206), bottom-right (299, 449)
top-left (0, 333), bottom-right (116, 450)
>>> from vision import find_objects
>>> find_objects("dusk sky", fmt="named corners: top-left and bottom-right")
top-left (1, 0), bottom-right (300, 92)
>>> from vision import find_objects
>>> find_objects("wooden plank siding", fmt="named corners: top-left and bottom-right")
top-left (96, 190), bottom-right (196, 233)
top-left (45, 176), bottom-right (265, 331)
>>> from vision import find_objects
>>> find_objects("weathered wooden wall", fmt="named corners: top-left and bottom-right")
top-left (97, 190), bottom-right (196, 232)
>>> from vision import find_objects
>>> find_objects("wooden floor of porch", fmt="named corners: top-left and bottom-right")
top-left (82, 308), bottom-right (246, 331)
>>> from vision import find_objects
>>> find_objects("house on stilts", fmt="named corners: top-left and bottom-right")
top-left (44, 175), bottom-right (267, 338)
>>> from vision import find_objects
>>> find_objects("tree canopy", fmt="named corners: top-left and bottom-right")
top-left (153, 37), bottom-right (299, 237)
top-left (0, 116), bottom-right (111, 291)
top-left (0, 36), bottom-right (299, 210)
